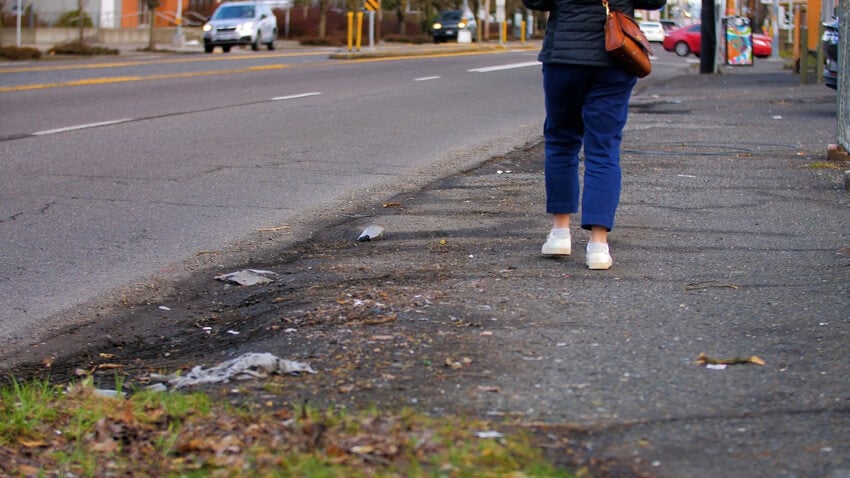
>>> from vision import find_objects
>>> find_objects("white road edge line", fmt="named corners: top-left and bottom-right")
top-left (270, 92), bottom-right (322, 101)
top-left (414, 76), bottom-right (441, 81)
top-left (467, 61), bottom-right (541, 73)
top-left (33, 118), bottom-right (133, 136)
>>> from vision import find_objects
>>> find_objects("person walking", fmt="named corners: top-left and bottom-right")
top-left (525, 0), bottom-right (665, 269)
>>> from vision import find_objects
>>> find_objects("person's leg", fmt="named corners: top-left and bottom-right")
top-left (541, 64), bottom-right (591, 255)
top-left (580, 67), bottom-right (636, 268)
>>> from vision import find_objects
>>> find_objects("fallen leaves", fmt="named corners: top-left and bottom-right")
top-left (696, 353), bottom-right (766, 367)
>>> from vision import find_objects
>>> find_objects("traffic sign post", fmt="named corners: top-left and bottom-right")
top-left (364, 0), bottom-right (380, 49)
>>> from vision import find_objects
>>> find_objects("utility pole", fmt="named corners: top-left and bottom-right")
top-left (836, 0), bottom-right (850, 150)
top-left (700, 0), bottom-right (716, 73)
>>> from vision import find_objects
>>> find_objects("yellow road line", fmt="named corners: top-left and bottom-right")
top-left (0, 51), bottom-right (328, 74)
top-left (0, 64), bottom-right (287, 92)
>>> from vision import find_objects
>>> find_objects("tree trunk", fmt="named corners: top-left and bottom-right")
top-left (318, 0), bottom-right (327, 37)
top-left (149, 5), bottom-right (157, 49)
top-left (78, 0), bottom-right (84, 44)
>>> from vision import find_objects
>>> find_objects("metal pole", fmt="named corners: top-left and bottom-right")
top-left (368, 10), bottom-right (374, 49)
top-left (836, 0), bottom-right (850, 150)
top-left (770, 0), bottom-right (780, 59)
top-left (16, 0), bottom-right (22, 47)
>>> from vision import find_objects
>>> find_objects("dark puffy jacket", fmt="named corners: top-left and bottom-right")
top-left (522, 0), bottom-right (666, 67)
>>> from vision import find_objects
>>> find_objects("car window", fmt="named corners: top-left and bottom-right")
top-left (440, 12), bottom-right (462, 22)
top-left (213, 5), bottom-right (254, 20)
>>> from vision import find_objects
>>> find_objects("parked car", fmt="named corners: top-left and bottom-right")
top-left (430, 10), bottom-right (477, 43)
top-left (822, 17), bottom-right (838, 89)
top-left (639, 21), bottom-right (665, 43)
top-left (662, 23), bottom-right (772, 58)
top-left (203, 1), bottom-right (277, 53)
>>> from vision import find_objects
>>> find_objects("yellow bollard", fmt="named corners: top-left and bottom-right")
top-left (356, 12), bottom-right (364, 52)
top-left (521, 20), bottom-right (526, 43)
top-left (347, 12), bottom-right (354, 52)
top-left (501, 21), bottom-right (507, 43)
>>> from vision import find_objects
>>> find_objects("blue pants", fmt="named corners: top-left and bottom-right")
top-left (542, 63), bottom-right (636, 231)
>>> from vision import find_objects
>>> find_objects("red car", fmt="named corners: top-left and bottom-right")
top-left (662, 24), bottom-right (772, 58)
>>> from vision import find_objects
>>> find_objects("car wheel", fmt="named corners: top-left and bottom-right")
top-left (674, 41), bottom-right (690, 57)
top-left (222, 45), bottom-right (231, 53)
top-left (204, 43), bottom-right (214, 53)
top-left (433, 36), bottom-right (440, 44)
top-left (252, 31), bottom-right (261, 51)
top-left (267, 29), bottom-right (277, 50)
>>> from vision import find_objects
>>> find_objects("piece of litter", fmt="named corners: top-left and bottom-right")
top-left (357, 225), bottom-right (385, 242)
top-left (475, 431), bottom-right (504, 439)
top-left (706, 364), bottom-right (727, 370)
top-left (149, 352), bottom-right (317, 389)
top-left (214, 269), bottom-right (278, 286)
top-left (94, 389), bottom-right (126, 398)
top-left (159, 306), bottom-right (171, 311)
top-left (227, 330), bottom-right (240, 335)
top-left (145, 383), bottom-right (168, 392)
top-left (677, 174), bottom-right (697, 178)
top-left (772, 115), bottom-right (782, 120)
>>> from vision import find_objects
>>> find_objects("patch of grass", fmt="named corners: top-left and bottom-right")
top-left (299, 36), bottom-right (346, 46)
top-left (383, 34), bottom-right (431, 44)
top-left (0, 378), bottom-right (573, 477)
top-left (807, 161), bottom-right (845, 169)
top-left (0, 378), bottom-right (60, 443)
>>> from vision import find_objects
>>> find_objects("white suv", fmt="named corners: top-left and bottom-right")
top-left (203, 2), bottom-right (277, 53)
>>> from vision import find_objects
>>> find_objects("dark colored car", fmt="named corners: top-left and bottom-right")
top-left (822, 17), bottom-right (838, 89)
top-left (662, 23), bottom-right (772, 58)
top-left (430, 10), bottom-right (477, 43)
top-left (659, 19), bottom-right (680, 34)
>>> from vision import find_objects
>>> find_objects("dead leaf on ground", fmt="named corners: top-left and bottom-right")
top-left (477, 385), bottom-right (501, 393)
top-left (696, 353), bottom-right (765, 366)
top-left (257, 224), bottom-right (290, 232)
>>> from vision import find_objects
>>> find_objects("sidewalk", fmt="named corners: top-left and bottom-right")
top-left (6, 57), bottom-right (849, 476)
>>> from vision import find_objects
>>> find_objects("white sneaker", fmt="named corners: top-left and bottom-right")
top-left (586, 242), bottom-right (613, 270)
top-left (541, 229), bottom-right (571, 256)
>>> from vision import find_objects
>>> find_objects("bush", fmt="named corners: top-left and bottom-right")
top-left (55, 9), bottom-right (93, 27)
top-left (382, 34), bottom-right (431, 44)
top-left (0, 45), bottom-right (42, 60)
top-left (48, 41), bottom-right (119, 56)
top-left (298, 36), bottom-right (345, 46)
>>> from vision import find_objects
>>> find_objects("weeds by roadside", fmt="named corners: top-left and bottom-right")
top-left (0, 378), bottom-right (573, 477)
top-left (48, 41), bottom-right (119, 56)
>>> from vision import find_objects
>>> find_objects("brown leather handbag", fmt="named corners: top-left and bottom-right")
top-left (603, 0), bottom-right (653, 78)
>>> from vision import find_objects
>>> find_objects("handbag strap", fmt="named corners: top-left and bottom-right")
top-left (602, 0), bottom-right (610, 15)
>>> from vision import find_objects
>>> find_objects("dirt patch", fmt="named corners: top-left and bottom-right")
top-left (1, 141), bottom-right (648, 475)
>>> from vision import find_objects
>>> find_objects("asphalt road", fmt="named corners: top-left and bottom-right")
top-left (0, 45), bottom-right (694, 352)
top-left (1, 45), bottom-right (556, 350)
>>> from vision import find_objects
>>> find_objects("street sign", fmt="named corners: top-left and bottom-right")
top-left (365, 0), bottom-right (380, 11)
